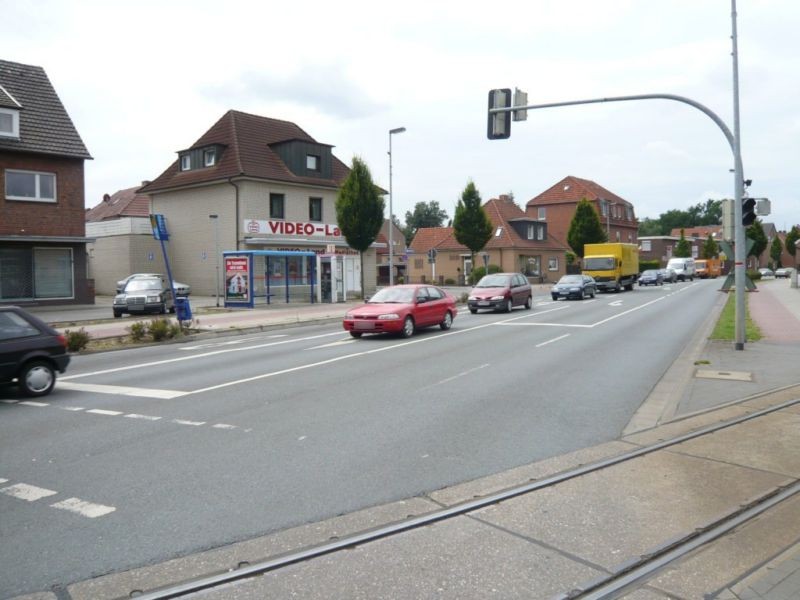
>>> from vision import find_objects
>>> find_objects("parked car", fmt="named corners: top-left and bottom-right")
top-left (638, 269), bottom-right (664, 286)
top-left (758, 268), bottom-right (774, 278)
top-left (343, 284), bottom-right (456, 338)
top-left (551, 274), bottom-right (597, 300)
top-left (658, 268), bottom-right (677, 284)
top-left (113, 276), bottom-right (176, 318)
top-left (0, 306), bottom-right (70, 397)
top-left (775, 267), bottom-right (794, 279)
top-left (116, 273), bottom-right (191, 296)
top-left (467, 273), bottom-right (532, 313)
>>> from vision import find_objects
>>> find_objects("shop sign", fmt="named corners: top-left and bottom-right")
top-left (245, 219), bottom-right (341, 237)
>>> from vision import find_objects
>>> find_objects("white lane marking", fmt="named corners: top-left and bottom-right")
top-left (87, 409), bottom-right (123, 416)
top-left (19, 401), bottom-right (49, 407)
top-left (1, 483), bottom-right (58, 502)
top-left (308, 339), bottom-right (357, 349)
top-left (298, 435), bottom-right (307, 441)
top-left (173, 419), bottom-right (205, 426)
top-left (61, 331), bottom-right (344, 380)
top-left (433, 363), bottom-right (490, 386)
top-left (536, 334), bottom-right (571, 348)
top-left (57, 382), bottom-right (187, 399)
top-left (497, 322), bottom-right (592, 328)
top-left (179, 336), bottom-right (263, 350)
top-left (51, 497), bottom-right (116, 518)
top-left (58, 406), bottom-right (85, 412)
top-left (125, 413), bottom-right (162, 421)
top-left (212, 423), bottom-right (237, 430)
top-left (588, 295), bottom-right (666, 327)
top-left (0, 479), bottom-right (7, 484)
top-left (1, 399), bottom-right (18, 404)
top-left (608, 300), bottom-right (623, 306)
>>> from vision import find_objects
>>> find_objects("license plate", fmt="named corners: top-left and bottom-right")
top-left (478, 301), bottom-right (490, 306)
top-left (354, 321), bottom-right (375, 330)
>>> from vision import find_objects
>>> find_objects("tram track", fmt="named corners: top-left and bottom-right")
top-left (120, 395), bottom-right (800, 600)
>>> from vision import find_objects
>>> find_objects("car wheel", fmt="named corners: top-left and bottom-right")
top-left (440, 311), bottom-right (453, 330)
top-left (113, 310), bottom-right (122, 318)
top-left (551, 295), bottom-right (558, 301)
top-left (19, 360), bottom-right (56, 397)
top-left (169, 305), bottom-right (176, 314)
top-left (525, 296), bottom-right (532, 310)
top-left (504, 298), bottom-right (513, 313)
top-left (469, 308), bottom-right (478, 314)
top-left (590, 288), bottom-right (596, 298)
top-left (401, 316), bottom-right (415, 338)
top-left (349, 331), bottom-right (362, 338)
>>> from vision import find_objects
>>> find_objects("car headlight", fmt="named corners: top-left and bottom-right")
top-left (113, 297), bottom-right (125, 305)
top-left (571, 287), bottom-right (580, 291)
top-left (490, 295), bottom-right (505, 301)
top-left (468, 296), bottom-right (477, 301)
top-left (378, 313), bottom-right (400, 320)
top-left (345, 312), bottom-right (355, 319)
top-left (147, 295), bottom-right (161, 302)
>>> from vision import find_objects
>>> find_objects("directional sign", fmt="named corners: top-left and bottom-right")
top-left (149, 214), bottom-right (169, 241)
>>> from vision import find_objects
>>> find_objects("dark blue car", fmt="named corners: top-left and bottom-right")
top-left (638, 269), bottom-right (664, 286)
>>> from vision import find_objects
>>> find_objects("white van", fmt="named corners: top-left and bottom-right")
top-left (666, 257), bottom-right (696, 282)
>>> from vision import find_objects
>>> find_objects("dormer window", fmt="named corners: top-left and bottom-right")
top-left (180, 154), bottom-right (191, 171)
top-left (306, 154), bottom-right (320, 171)
top-left (204, 148), bottom-right (216, 167)
top-left (0, 108), bottom-right (19, 138)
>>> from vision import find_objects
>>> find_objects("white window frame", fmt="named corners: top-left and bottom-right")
top-left (537, 206), bottom-right (546, 220)
top-left (527, 224), bottom-right (535, 240)
top-left (537, 225), bottom-right (545, 241)
top-left (203, 148), bottom-right (216, 167)
top-left (306, 154), bottom-right (320, 171)
top-left (180, 155), bottom-right (191, 171)
top-left (5, 169), bottom-right (57, 203)
top-left (548, 256), bottom-right (559, 271)
top-left (0, 107), bottom-right (20, 138)
top-left (641, 240), bottom-right (652, 252)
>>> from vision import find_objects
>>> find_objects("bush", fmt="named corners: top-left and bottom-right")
top-left (468, 264), bottom-right (502, 285)
top-left (64, 328), bottom-right (90, 352)
top-left (127, 321), bottom-right (147, 342)
top-left (147, 317), bottom-right (180, 341)
top-left (639, 259), bottom-right (660, 272)
top-left (444, 278), bottom-right (456, 285)
top-left (747, 270), bottom-right (762, 281)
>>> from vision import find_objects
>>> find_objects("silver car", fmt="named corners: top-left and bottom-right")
top-left (113, 277), bottom-right (176, 318)
top-left (116, 273), bottom-right (191, 296)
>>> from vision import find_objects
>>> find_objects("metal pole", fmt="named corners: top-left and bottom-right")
top-left (731, 0), bottom-right (746, 350)
top-left (388, 127), bottom-right (406, 287)
top-left (210, 215), bottom-right (220, 307)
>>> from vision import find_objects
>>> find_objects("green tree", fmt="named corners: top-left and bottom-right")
top-left (637, 217), bottom-right (663, 237)
top-left (701, 234), bottom-right (719, 259)
top-left (567, 198), bottom-right (607, 258)
top-left (770, 235), bottom-right (783, 268)
top-left (335, 156), bottom-right (385, 294)
top-left (674, 229), bottom-right (692, 258)
top-left (453, 181), bottom-right (493, 269)
top-left (785, 226), bottom-right (800, 267)
top-left (746, 220), bottom-right (768, 262)
top-left (403, 201), bottom-right (449, 245)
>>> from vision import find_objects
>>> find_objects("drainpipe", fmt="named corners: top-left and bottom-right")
top-left (227, 177), bottom-right (241, 250)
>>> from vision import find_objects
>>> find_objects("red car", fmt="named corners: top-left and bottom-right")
top-left (343, 284), bottom-right (457, 338)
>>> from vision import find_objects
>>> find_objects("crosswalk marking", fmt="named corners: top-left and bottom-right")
top-left (57, 381), bottom-right (187, 399)
top-left (51, 497), bottom-right (116, 518)
top-left (1, 483), bottom-right (58, 502)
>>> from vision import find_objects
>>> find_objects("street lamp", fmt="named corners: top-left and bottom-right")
top-left (209, 214), bottom-right (220, 306)
top-left (388, 126), bottom-right (406, 286)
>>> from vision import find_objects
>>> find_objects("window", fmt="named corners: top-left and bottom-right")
top-left (0, 247), bottom-right (73, 300)
top-left (548, 256), bottom-right (558, 271)
top-left (615, 231), bottom-right (620, 241)
top-left (538, 206), bottom-right (546, 220)
top-left (601, 201), bottom-right (608, 216)
top-left (0, 108), bottom-right (19, 138)
top-left (306, 154), bottom-right (320, 171)
top-left (5, 170), bottom-right (56, 202)
top-left (537, 226), bottom-right (545, 241)
top-left (626, 206), bottom-right (633, 221)
top-left (309, 197), bottom-right (323, 222)
top-left (180, 155), bottom-right (191, 171)
top-left (0, 311), bottom-right (39, 340)
top-left (527, 224), bottom-right (535, 240)
top-left (270, 193), bottom-right (285, 219)
top-left (203, 148), bottom-right (216, 167)
top-left (641, 240), bottom-right (652, 252)
top-left (495, 227), bottom-right (503, 237)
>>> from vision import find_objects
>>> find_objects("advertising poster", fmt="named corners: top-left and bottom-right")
top-left (225, 256), bottom-right (250, 302)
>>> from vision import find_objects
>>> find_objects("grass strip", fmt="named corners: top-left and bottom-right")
top-left (710, 291), bottom-right (762, 341)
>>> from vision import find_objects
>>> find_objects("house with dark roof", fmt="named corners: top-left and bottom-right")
top-left (138, 110), bottom-right (378, 297)
top-left (0, 59), bottom-right (94, 305)
top-left (84, 185), bottom-right (172, 294)
top-left (408, 195), bottom-right (570, 285)
top-left (526, 175), bottom-right (639, 247)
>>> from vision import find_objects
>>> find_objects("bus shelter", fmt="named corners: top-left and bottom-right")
top-left (223, 250), bottom-right (317, 308)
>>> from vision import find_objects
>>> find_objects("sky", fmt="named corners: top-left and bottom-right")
top-left (3, 0), bottom-right (799, 231)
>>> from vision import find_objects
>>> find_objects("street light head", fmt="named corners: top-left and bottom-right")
top-left (389, 127), bottom-right (406, 135)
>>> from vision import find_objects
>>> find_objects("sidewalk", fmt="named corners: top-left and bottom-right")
top-left (13, 279), bottom-right (800, 599)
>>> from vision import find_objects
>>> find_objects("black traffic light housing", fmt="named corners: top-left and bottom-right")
top-left (742, 197), bottom-right (756, 226)
top-left (487, 89), bottom-right (512, 139)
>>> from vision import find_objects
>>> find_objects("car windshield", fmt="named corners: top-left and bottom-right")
top-left (368, 287), bottom-right (415, 304)
top-left (584, 257), bottom-right (615, 270)
top-left (475, 275), bottom-right (510, 288)
top-left (558, 275), bottom-right (583, 284)
top-left (124, 279), bottom-right (162, 292)
top-left (642, 270), bottom-right (658, 276)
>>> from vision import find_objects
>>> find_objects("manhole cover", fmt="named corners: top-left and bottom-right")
top-left (695, 369), bottom-right (753, 382)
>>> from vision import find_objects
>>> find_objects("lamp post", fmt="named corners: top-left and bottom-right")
top-left (209, 214), bottom-right (220, 306)
top-left (388, 126), bottom-right (406, 286)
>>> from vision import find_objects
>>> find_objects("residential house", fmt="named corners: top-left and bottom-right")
top-left (407, 195), bottom-right (570, 285)
top-left (138, 110), bottom-right (378, 297)
top-left (85, 186), bottom-right (169, 294)
top-left (526, 175), bottom-right (639, 246)
top-left (376, 219), bottom-right (406, 284)
top-left (0, 59), bottom-right (93, 305)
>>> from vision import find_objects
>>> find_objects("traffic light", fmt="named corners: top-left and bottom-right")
top-left (742, 197), bottom-right (756, 226)
top-left (487, 88), bottom-right (511, 139)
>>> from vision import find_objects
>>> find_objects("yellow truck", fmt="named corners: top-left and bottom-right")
top-left (695, 258), bottom-right (721, 278)
top-left (582, 243), bottom-right (640, 292)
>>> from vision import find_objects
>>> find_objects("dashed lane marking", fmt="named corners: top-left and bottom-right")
top-left (212, 423), bottom-right (238, 430)
top-left (1, 483), bottom-right (58, 502)
top-left (18, 401), bottom-right (49, 407)
top-left (58, 406), bottom-right (85, 411)
top-left (51, 497), bottom-right (116, 518)
top-left (536, 334), bottom-right (571, 347)
top-left (87, 409), bottom-right (124, 416)
top-left (172, 419), bottom-right (205, 426)
top-left (57, 382), bottom-right (187, 399)
top-left (125, 413), bottom-right (162, 421)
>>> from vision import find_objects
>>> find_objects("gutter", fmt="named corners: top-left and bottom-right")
top-left (227, 177), bottom-right (241, 250)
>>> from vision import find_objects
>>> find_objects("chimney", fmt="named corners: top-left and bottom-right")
top-left (141, 180), bottom-right (151, 187)
top-left (103, 193), bottom-right (111, 203)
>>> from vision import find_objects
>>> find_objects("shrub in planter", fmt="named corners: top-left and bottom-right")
top-left (444, 278), bottom-right (456, 285)
top-left (128, 321), bottom-right (147, 342)
top-left (147, 317), bottom-right (176, 341)
top-left (64, 328), bottom-right (90, 352)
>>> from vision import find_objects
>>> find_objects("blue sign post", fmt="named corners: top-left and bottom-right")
top-left (149, 214), bottom-right (184, 322)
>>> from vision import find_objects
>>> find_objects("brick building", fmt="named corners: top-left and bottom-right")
top-left (0, 60), bottom-right (94, 305)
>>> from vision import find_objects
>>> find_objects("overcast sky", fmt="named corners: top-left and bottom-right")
top-left (4, 0), bottom-right (799, 231)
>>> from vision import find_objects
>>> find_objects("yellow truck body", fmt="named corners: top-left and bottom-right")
top-left (582, 243), bottom-right (640, 292)
top-left (695, 258), bottom-right (721, 278)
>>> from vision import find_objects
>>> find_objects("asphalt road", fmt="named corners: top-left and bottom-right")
top-left (0, 279), bottom-right (721, 598)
